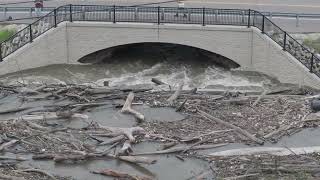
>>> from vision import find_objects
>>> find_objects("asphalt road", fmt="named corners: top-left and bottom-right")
top-left (0, 0), bottom-right (320, 32)
top-left (1, 0), bottom-right (320, 13)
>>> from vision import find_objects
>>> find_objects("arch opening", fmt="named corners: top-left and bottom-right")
top-left (77, 42), bottom-right (240, 69)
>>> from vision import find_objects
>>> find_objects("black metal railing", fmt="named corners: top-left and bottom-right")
top-left (0, 5), bottom-right (319, 78)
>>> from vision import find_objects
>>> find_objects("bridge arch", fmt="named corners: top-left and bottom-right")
top-left (67, 22), bottom-right (253, 69)
top-left (77, 42), bottom-right (240, 69)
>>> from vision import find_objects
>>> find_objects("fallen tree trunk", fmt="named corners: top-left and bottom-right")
top-left (151, 78), bottom-right (166, 85)
top-left (114, 156), bottom-right (157, 165)
top-left (0, 173), bottom-right (25, 180)
top-left (208, 146), bottom-right (320, 156)
top-left (0, 156), bottom-right (27, 161)
top-left (0, 107), bottom-right (31, 114)
top-left (197, 109), bottom-right (264, 145)
top-left (120, 92), bottom-right (145, 122)
top-left (97, 124), bottom-right (145, 142)
top-left (133, 143), bottom-right (228, 155)
top-left (19, 169), bottom-right (57, 180)
top-left (0, 140), bottom-right (19, 151)
top-left (17, 112), bottom-right (88, 121)
top-left (91, 169), bottom-right (152, 180)
top-left (99, 135), bottom-right (125, 146)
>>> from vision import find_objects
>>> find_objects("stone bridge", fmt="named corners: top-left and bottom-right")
top-left (0, 5), bottom-right (319, 88)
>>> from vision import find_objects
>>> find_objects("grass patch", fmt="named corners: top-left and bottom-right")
top-left (0, 29), bottom-right (16, 42)
top-left (304, 37), bottom-right (320, 53)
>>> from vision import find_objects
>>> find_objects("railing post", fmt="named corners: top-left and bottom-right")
top-left (81, 6), bottom-right (86, 20)
top-left (69, 4), bottom-right (73, 22)
top-left (161, 8), bottom-right (164, 20)
top-left (54, 9), bottom-right (57, 27)
top-left (296, 14), bottom-right (300, 27)
top-left (134, 7), bottom-right (138, 20)
top-left (113, 5), bottom-right (116, 23)
top-left (310, 54), bottom-right (314, 73)
top-left (252, 11), bottom-right (255, 26)
top-left (0, 43), bottom-right (2, 62)
top-left (283, 32), bottom-right (287, 50)
top-left (157, 6), bottom-right (160, 25)
top-left (215, 9), bottom-right (218, 22)
top-left (29, 25), bottom-right (33, 43)
top-left (261, 15), bottom-right (265, 33)
top-left (202, 7), bottom-right (205, 26)
top-left (247, 9), bottom-right (251, 27)
top-left (29, 8), bottom-right (33, 17)
top-left (4, 7), bottom-right (7, 19)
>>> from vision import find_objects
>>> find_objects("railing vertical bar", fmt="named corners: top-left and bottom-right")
top-left (29, 25), bottom-right (33, 43)
top-left (69, 4), bottom-right (73, 22)
top-left (283, 32), bottom-right (287, 50)
top-left (113, 5), bottom-right (116, 23)
top-left (247, 9), bottom-right (251, 27)
top-left (157, 6), bottom-right (160, 25)
top-left (310, 54), bottom-right (314, 73)
top-left (54, 9), bottom-right (57, 27)
top-left (0, 43), bottom-right (2, 62)
top-left (261, 15), bottom-right (265, 33)
top-left (202, 7), bottom-right (205, 26)
top-left (253, 10), bottom-right (255, 26)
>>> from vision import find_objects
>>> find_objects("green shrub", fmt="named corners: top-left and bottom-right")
top-left (304, 37), bottom-right (320, 53)
top-left (0, 29), bottom-right (15, 42)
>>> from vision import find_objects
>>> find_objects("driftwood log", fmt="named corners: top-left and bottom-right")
top-left (133, 143), bottom-right (228, 155)
top-left (209, 146), bottom-right (320, 156)
top-left (117, 140), bottom-right (133, 156)
top-left (97, 124), bottom-right (145, 142)
top-left (120, 92), bottom-right (145, 122)
top-left (91, 168), bottom-right (152, 180)
top-left (167, 82), bottom-right (183, 104)
top-left (0, 140), bottom-right (19, 151)
top-left (197, 109), bottom-right (264, 145)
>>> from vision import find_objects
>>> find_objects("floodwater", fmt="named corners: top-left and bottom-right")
top-left (0, 43), bottom-right (276, 91)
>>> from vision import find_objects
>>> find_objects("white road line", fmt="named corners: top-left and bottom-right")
top-left (185, 1), bottom-right (320, 8)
